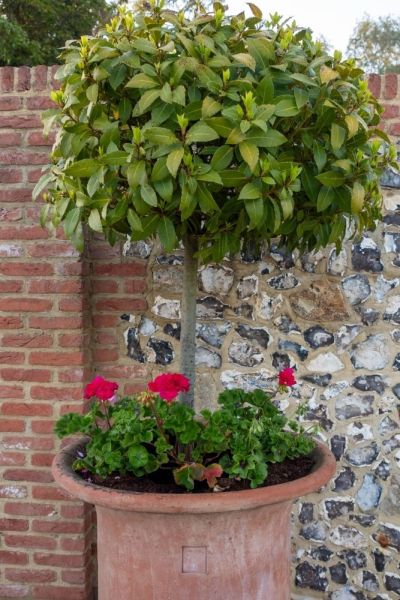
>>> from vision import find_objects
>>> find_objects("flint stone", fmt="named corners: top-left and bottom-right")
top-left (240, 239), bottom-right (261, 263)
top-left (383, 434), bottom-right (400, 453)
top-left (350, 334), bottom-right (391, 370)
top-left (257, 293), bottom-right (283, 320)
top-left (123, 238), bottom-right (153, 258)
top-left (339, 550), bottom-right (367, 570)
top-left (335, 394), bottom-right (374, 420)
top-left (379, 416), bottom-right (399, 435)
top-left (278, 339), bottom-right (308, 360)
top-left (356, 474), bottom-right (382, 511)
top-left (272, 352), bottom-right (291, 370)
top-left (303, 326), bottom-right (334, 349)
top-left (357, 307), bottom-right (381, 326)
top-left (305, 403), bottom-right (333, 431)
top-left (220, 369), bottom-right (275, 392)
top-left (196, 296), bottom-right (226, 319)
top-left (352, 238), bottom-right (383, 272)
top-left (195, 346), bottom-right (221, 369)
top-left (147, 338), bottom-right (174, 365)
top-left (274, 314), bottom-right (301, 334)
top-left (330, 587), bottom-right (366, 600)
top-left (237, 275), bottom-right (258, 299)
top-left (347, 422), bottom-right (373, 441)
top-left (322, 381), bottom-right (349, 400)
top-left (138, 317), bottom-right (157, 336)
top-left (335, 325), bottom-right (361, 351)
top-left (310, 546), bottom-right (333, 562)
top-left (307, 352), bottom-right (344, 373)
top-left (350, 514), bottom-right (376, 527)
top-left (298, 502), bottom-right (313, 524)
top-left (269, 244), bottom-right (294, 268)
top-left (353, 375), bottom-right (385, 393)
top-left (385, 573), bottom-right (400, 595)
top-left (329, 526), bottom-right (367, 548)
top-left (362, 571), bottom-right (379, 592)
top-left (383, 295), bottom-right (400, 324)
top-left (295, 562), bottom-right (328, 592)
top-left (153, 266), bottom-right (182, 290)
top-left (384, 232), bottom-right (400, 253)
top-left (375, 275), bottom-right (399, 302)
top-left (393, 383), bottom-right (400, 399)
top-left (163, 323), bottom-right (181, 340)
top-left (376, 523), bottom-right (400, 551)
top-left (236, 324), bottom-right (270, 349)
top-left (328, 247), bottom-right (348, 276)
top-left (331, 435), bottom-right (346, 461)
top-left (199, 265), bottom-right (234, 296)
top-left (372, 550), bottom-right (385, 572)
top-left (324, 498), bottom-right (354, 519)
top-left (393, 353), bottom-right (400, 370)
top-left (381, 475), bottom-right (400, 516)
top-left (267, 272), bottom-right (299, 290)
top-left (289, 279), bottom-right (349, 321)
top-left (391, 329), bottom-right (400, 342)
top-left (300, 249), bottom-right (325, 273)
top-left (152, 296), bottom-right (181, 319)
top-left (375, 459), bottom-right (391, 481)
top-left (302, 374), bottom-right (332, 387)
top-left (300, 521), bottom-right (327, 541)
top-left (156, 254), bottom-right (183, 265)
top-left (126, 328), bottom-right (145, 363)
top-left (333, 467), bottom-right (356, 492)
top-left (345, 442), bottom-right (379, 466)
top-left (342, 274), bottom-right (371, 305)
top-left (234, 303), bottom-right (254, 320)
top-left (196, 322), bottom-right (231, 348)
top-left (228, 341), bottom-right (263, 367)
top-left (330, 563), bottom-right (347, 585)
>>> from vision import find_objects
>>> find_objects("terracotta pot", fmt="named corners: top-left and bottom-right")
top-left (52, 438), bottom-right (335, 600)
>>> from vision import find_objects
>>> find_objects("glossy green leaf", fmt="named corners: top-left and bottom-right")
top-left (245, 130), bottom-right (287, 147)
top-left (316, 170), bottom-right (346, 187)
top-left (256, 75), bottom-right (274, 104)
top-left (118, 98), bottom-right (132, 124)
top-left (141, 184), bottom-right (158, 207)
top-left (245, 197), bottom-right (264, 227)
top-left (186, 122), bottom-right (219, 144)
top-left (166, 147), bottom-right (184, 177)
top-left (145, 127), bottom-right (179, 145)
top-left (210, 145), bottom-right (234, 170)
top-left (232, 53), bottom-right (256, 70)
top-left (247, 38), bottom-right (275, 69)
top-left (202, 97), bottom-right (222, 118)
top-left (127, 208), bottom-right (143, 232)
top-left (88, 208), bottom-right (103, 232)
top-left (65, 159), bottom-right (99, 178)
top-left (317, 186), bottom-right (335, 212)
top-left (274, 98), bottom-right (300, 117)
top-left (158, 216), bottom-right (177, 251)
top-left (331, 123), bottom-right (346, 151)
top-left (125, 73), bottom-right (159, 89)
top-left (239, 142), bottom-right (259, 172)
top-left (239, 182), bottom-right (261, 200)
top-left (127, 161), bottom-right (147, 188)
top-left (197, 182), bottom-right (219, 213)
top-left (64, 207), bottom-right (81, 238)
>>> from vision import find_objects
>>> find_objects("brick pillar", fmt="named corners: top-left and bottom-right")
top-left (0, 67), bottom-right (94, 600)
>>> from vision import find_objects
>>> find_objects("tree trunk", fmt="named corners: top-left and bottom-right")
top-left (179, 234), bottom-right (198, 408)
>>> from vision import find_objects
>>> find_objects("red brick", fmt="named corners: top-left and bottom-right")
top-left (1, 403), bottom-right (53, 417)
top-left (382, 104), bottom-right (399, 119)
top-left (389, 123), bottom-right (400, 136)
top-left (4, 502), bottom-right (56, 517)
top-left (0, 96), bottom-right (22, 110)
top-left (0, 452), bottom-right (26, 466)
top-left (0, 151), bottom-right (49, 165)
top-left (92, 279), bottom-right (119, 293)
top-left (94, 262), bottom-right (146, 276)
top-left (0, 225), bottom-right (49, 240)
top-left (32, 486), bottom-right (72, 501)
top-left (95, 297), bottom-right (146, 312)
top-left (0, 115), bottom-right (42, 128)
top-left (60, 504), bottom-right (86, 519)
top-left (0, 263), bottom-right (53, 276)
top-left (15, 67), bottom-right (31, 91)
top-left (58, 297), bottom-right (85, 312)
top-left (92, 314), bottom-right (119, 328)
top-left (0, 518), bottom-right (29, 531)
top-left (56, 262), bottom-right (86, 276)
top-left (27, 242), bottom-right (78, 257)
top-left (30, 453), bottom-right (54, 468)
top-left (1, 368), bottom-right (51, 383)
top-left (2, 333), bottom-right (53, 348)
top-left (0, 550), bottom-right (29, 565)
top-left (32, 585), bottom-right (89, 600)
top-left (5, 569), bottom-right (57, 584)
top-left (33, 552), bottom-right (88, 568)
top-left (29, 279), bottom-right (82, 294)
top-left (0, 131), bottom-right (22, 146)
top-left (0, 385), bottom-right (24, 399)
top-left (0, 316), bottom-right (23, 329)
top-left (5, 534), bottom-right (56, 550)
top-left (32, 65), bottom-right (49, 91)
top-left (0, 280), bottom-right (23, 292)
top-left (94, 331), bottom-right (117, 345)
top-left (0, 168), bottom-right (22, 183)
top-left (29, 351), bottom-right (84, 366)
top-left (0, 207), bottom-right (23, 221)
top-left (0, 419), bottom-right (26, 432)
top-left (30, 386), bottom-right (82, 401)
top-left (124, 279), bottom-right (147, 293)
top-left (3, 469), bottom-right (53, 483)
top-left (60, 537), bottom-right (88, 553)
top-left (0, 188), bottom-right (33, 203)
top-left (384, 73), bottom-right (398, 100)
top-left (124, 382), bottom-right (147, 395)
top-left (30, 420), bottom-right (55, 434)
top-left (27, 131), bottom-right (56, 146)
top-left (58, 333), bottom-right (85, 348)
top-left (32, 520), bottom-right (85, 534)
top-left (92, 348), bottom-right (119, 363)
top-left (0, 583), bottom-right (29, 597)
top-left (102, 365), bottom-right (147, 379)
top-left (60, 404), bottom-right (86, 415)
top-left (29, 316), bottom-right (83, 330)
top-left (0, 67), bottom-right (14, 92)
top-left (28, 168), bottom-right (44, 183)
top-left (61, 569), bottom-right (87, 585)
top-left (2, 436), bottom-right (54, 451)
top-left (26, 96), bottom-right (55, 110)
top-left (57, 368), bottom-right (86, 384)
top-left (0, 351), bottom-right (25, 364)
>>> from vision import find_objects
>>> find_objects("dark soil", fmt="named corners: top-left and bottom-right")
top-left (78, 453), bottom-right (315, 494)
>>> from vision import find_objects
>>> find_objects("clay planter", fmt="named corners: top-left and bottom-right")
top-left (52, 438), bottom-right (335, 600)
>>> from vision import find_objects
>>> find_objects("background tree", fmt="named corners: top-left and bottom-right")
top-left (0, 0), bottom-right (122, 66)
top-left (346, 14), bottom-right (400, 74)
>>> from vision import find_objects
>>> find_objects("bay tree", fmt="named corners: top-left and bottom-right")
top-left (35, 1), bottom-right (396, 407)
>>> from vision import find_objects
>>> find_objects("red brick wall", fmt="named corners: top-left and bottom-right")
top-left (0, 67), bottom-right (399, 599)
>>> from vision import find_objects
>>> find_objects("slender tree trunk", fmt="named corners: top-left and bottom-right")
top-left (179, 234), bottom-right (198, 408)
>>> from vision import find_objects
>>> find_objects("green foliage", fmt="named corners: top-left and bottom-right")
top-left (37, 2), bottom-right (395, 261)
top-left (56, 388), bottom-right (315, 491)
top-left (0, 0), bottom-right (120, 66)
top-left (347, 14), bottom-right (400, 74)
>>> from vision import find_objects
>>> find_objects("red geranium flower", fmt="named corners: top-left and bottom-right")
top-left (148, 373), bottom-right (190, 402)
top-left (278, 368), bottom-right (296, 387)
top-left (84, 376), bottom-right (119, 402)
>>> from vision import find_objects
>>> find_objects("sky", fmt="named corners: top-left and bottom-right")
top-left (226, 0), bottom-right (399, 53)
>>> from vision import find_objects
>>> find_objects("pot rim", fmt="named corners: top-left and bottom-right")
top-left (52, 436), bottom-right (336, 514)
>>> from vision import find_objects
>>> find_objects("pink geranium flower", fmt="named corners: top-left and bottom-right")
top-left (148, 373), bottom-right (190, 402)
top-left (84, 376), bottom-right (119, 402)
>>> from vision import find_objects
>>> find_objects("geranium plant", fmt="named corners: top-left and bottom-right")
top-left (34, 1), bottom-right (396, 408)
top-left (56, 369), bottom-right (315, 491)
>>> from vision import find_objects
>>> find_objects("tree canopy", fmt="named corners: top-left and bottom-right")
top-left (0, 0), bottom-right (121, 66)
top-left (347, 14), bottom-right (400, 74)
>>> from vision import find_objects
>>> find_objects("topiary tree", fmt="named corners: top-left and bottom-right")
top-left (35, 1), bottom-right (396, 407)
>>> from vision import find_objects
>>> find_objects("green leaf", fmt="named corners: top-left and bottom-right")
top-left (88, 208), bottom-right (103, 232)
top-left (245, 197), bottom-right (264, 227)
top-left (166, 147), bottom-right (184, 177)
top-left (87, 168), bottom-right (104, 197)
top-left (345, 114), bottom-right (359, 138)
top-left (202, 97), bottom-right (222, 118)
top-left (290, 73), bottom-right (318, 87)
top-left (247, 3), bottom-right (263, 18)
top-left (125, 73), bottom-right (159, 89)
top-left (331, 123), bottom-right (346, 151)
top-left (131, 38), bottom-right (157, 54)
top-left (239, 142), bottom-right (259, 172)
top-left (186, 122), bottom-right (219, 144)
top-left (33, 173), bottom-right (54, 200)
top-left (246, 130), bottom-right (287, 147)
top-left (135, 89), bottom-right (160, 114)
top-left (301, 166), bottom-right (320, 200)
top-left (141, 184), bottom-right (158, 207)
top-left (294, 87), bottom-right (308, 109)
top-left (239, 182), bottom-right (261, 200)
top-left (317, 187), bottom-right (335, 212)
top-left (157, 216), bottom-right (177, 251)
top-left (118, 98), bottom-right (132, 124)
top-left (351, 182), bottom-right (365, 213)
top-left (127, 208), bottom-right (143, 232)
top-left (226, 127), bottom-right (245, 145)
top-left (109, 64), bottom-right (126, 91)
top-left (247, 38), bottom-right (275, 69)
top-left (151, 157), bottom-right (170, 182)
top-left (256, 75), bottom-right (274, 104)
top-left (316, 170), bottom-right (346, 187)
top-left (86, 83), bottom-right (98, 103)
top-left (197, 182), bottom-right (219, 213)
top-left (320, 65), bottom-right (339, 84)
top-left (128, 445), bottom-right (149, 469)
top-left (160, 82), bottom-right (173, 103)
top-left (313, 142), bottom-right (327, 173)
top-left (274, 98), bottom-right (300, 117)
top-left (232, 53), bottom-right (256, 71)
top-left (220, 170), bottom-right (247, 186)
top-left (206, 117), bottom-right (233, 138)
top-left (127, 161), bottom-right (147, 188)
top-left (154, 179), bottom-right (173, 202)
top-left (210, 146), bottom-right (234, 171)
top-left (64, 207), bottom-right (81, 238)
top-left (101, 151), bottom-right (128, 166)
top-left (65, 159), bottom-right (99, 178)
top-left (145, 127), bottom-right (179, 145)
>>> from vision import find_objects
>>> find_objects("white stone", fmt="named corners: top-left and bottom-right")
top-left (138, 317), bottom-right (157, 336)
top-left (307, 352), bottom-right (344, 373)
top-left (375, 275), bottom-right (399, 302)
top-left (123, 237), bottom-right (153, 258)
top-left (0, 486), bottom-right (27, 498)
top-left (383, 190), bottom-right (400, 211)
top-left (384, 295), bottom-right (400, 317)
top-left (195, 346), bottom-right (221, 369)
top-left (360, 236), bottom-right (378, 250)
top-left (151, 296), bottom-right (181, 319)
top-left (329, 525), bottom-right (367, 548)
top-left (350, 334), bottom-right (391, 370)
top-left (384, 232), bottom-right (399, 253)
top-left (199, 265), bottom-right (234, 296)
top-left (257, 293), bottom-right (283, 320)
top-left (237, 275), bottom-right (258, 300)
top-left (356, 474), bottom-right (382, 511)
top-left (347, 422), bottom-right (373, 440)
top-left (322, 381), bottom-right (349, 400)
top-left (335, 325), bottom-right (361, 352)
top-left (220, 369), bottom-right (275, 392)
top-left (330, 587), bottom-right (367, 600)
top-left (327, 247), bottom-right (347, 276)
